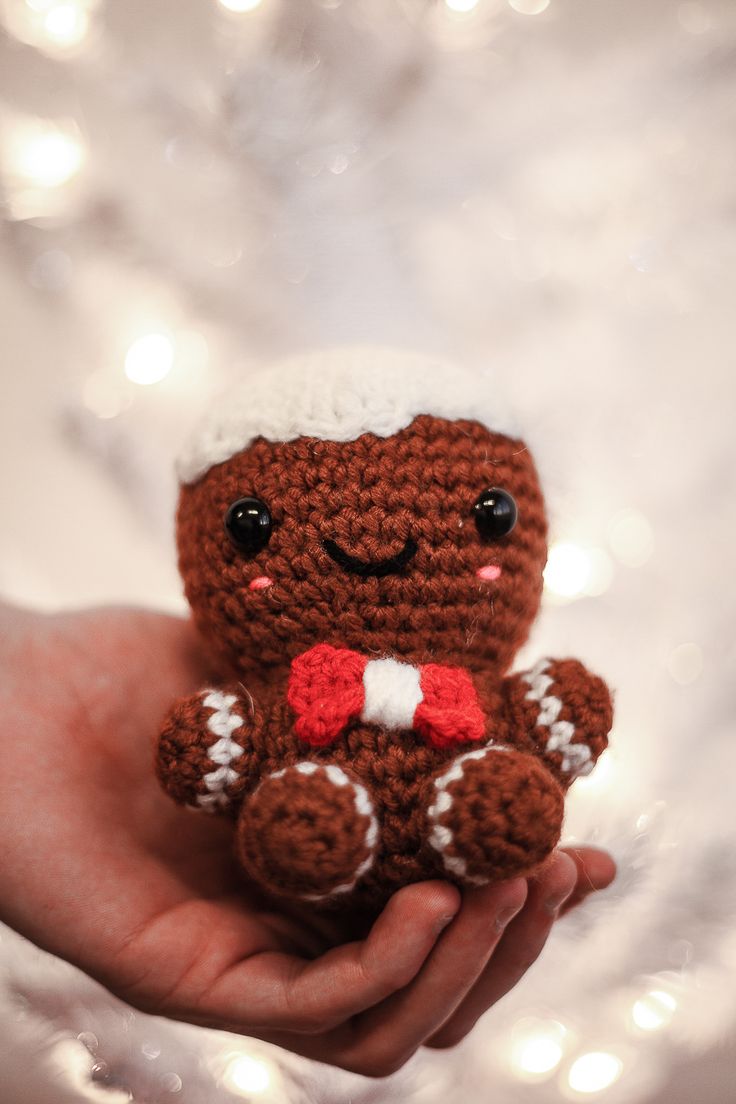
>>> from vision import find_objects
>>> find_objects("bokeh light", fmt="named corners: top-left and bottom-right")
top-left (124, 334), bottom-right (175, 386)
top-left (42, 2), bottom-right (90, 46)
top-left (519, 1037), bottom-right (564, 1074)
top-left (567, 1051), bottom-right (623, 1095)
top-left (222, 1054), bottom-right (272, 1095)
top-left (444, 0), bottom-right (481, 12)
top-left (217, 0), bottom-right (263, 12)
top-left (544, 542), bottom-right (592, 599)
top-left (0, 0), bottom-right (734, 1098)
top-left (2, 0), bottom-right (96, 54)
top-left (510, 1019), bottom-right (568, 1081)
top-left (631, 988), bottom-right (678, 1032)
top-left (509, 0), bottom-right (551, 13)
top-left (9, 124), bottom-right (85, 187)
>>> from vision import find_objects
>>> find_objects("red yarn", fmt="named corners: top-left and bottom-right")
top-left (287, 644), bottom-right (367, 746)
top-left (287, 644), bottom-right (486, 749)
top-left (415, 664), bottom-right (486, 749)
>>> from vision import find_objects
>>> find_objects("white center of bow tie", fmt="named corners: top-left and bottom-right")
top-left (361, 657), bottom-right (424, 730)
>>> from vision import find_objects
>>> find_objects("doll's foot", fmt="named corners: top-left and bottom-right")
top-left (425, 746), bottom-right (564, 885)
top-left (236, 762), bottom-right (379, 902)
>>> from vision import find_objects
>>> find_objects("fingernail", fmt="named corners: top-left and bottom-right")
top-left (545, 885), bottom-right (575, 916)
top-left (434, 912), bottom-right (458, 934)
top-left (543, 853), bottom-right (578, 915)
top-left (495, 904), bottom-right (523, 933)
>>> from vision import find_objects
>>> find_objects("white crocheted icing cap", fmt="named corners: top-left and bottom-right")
top-left (176, 346), bottom-right (520, 484)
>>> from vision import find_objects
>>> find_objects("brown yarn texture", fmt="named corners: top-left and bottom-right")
top-left (155, 415), bottom-right (614, 909)
top-left (236, 765), bottom-right (374, 899)
top-left (436, 750), bottom-right (566, 883)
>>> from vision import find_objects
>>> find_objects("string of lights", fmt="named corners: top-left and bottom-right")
top-left (0, 1), bottom-right (734, 1101)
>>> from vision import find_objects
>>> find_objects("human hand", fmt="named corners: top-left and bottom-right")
top-left (0, 603), bottom-right (615, 1076)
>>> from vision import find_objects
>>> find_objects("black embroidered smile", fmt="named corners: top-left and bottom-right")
top-left (322, 538), bottom-right (419, 579)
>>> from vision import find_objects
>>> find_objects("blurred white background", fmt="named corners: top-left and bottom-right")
top-left (1, 0), bottom-right (735, 1101)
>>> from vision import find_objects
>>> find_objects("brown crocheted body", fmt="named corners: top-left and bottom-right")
top-left (156, 414), bottom-right (614, 906)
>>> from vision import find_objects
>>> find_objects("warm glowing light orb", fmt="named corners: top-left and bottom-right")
top-left (567, 1051), bottom-right (623, 1094)
top-left (124, 333), bottom-right (175, 386)
top-left (43, 3), bottom-right (89, 45)
top-left (544, 542), bottom-right (592, 599)
top-left (514, 1036), bottom-right (564, 1075)
top-left (444, 0), bottom-right (480, 12)
top-left (509, 0), bottom-right (550, 14)
top-left (509, 1019), bottom-right (567, 1082)
top-left (218, 0), bottom-right (263, 12)
top-left (223, 1054), bottom-right (271, 1095)
top-left (9, 0), bottom-right (94, 53)
top-left (632, 989), bottom-right (677, 1032)
top-left (13, 128), bottom-right (85, 187)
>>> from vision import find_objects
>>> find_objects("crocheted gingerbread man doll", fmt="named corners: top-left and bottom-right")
top-left (156, 349), bottom-right (613, 909)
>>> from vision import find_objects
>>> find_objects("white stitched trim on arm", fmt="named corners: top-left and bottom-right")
top-left (521, 661), bottom-right (593, 779)
top-left (193, 690), bottom-right (245, 812)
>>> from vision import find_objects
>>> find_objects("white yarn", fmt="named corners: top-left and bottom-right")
top-left (521, 659), bottom-right (594, 780)
top-left (193, 690), bottom-right (245, 812)
top-left (261, 762), bottom-right (379, 902)
top-left (426, 745), bottom-right (513, 887)
top-left (361, 656), bottom-right (424, 730)
top-left (175, 346), bottom-right (520, 484)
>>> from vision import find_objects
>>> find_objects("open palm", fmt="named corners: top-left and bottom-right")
top-left (0, 602), bottom-right (614, 1076)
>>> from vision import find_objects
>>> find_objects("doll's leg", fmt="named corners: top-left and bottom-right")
top-left (236, 762), bottom-right (379, 902)
top-left (424, 745), bottom-right (564, 886)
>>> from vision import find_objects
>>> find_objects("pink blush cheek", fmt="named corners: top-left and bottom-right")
top-left (249, 576), bottom-right (273, 591)
top-left (477, 564), bottom-right (502, 582)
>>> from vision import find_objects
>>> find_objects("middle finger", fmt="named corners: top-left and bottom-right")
top-left (336, 877), bottom-right (528, 1077)
top-left (425, 850), bottom-right (577, 1050)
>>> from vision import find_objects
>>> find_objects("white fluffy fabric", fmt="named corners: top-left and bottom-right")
top-left (175, 347), bottom-right (519, 484)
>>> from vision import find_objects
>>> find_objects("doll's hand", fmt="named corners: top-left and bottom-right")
top-left (0, 603), bottom-right (614, 1077)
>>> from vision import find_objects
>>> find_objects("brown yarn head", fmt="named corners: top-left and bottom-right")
top-left (177, 415), bottom-right (548, 681)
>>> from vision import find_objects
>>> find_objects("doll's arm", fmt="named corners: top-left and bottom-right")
top-left (502, 659), bottom-right (613, 786)
top-left (156, 685), bottom-right (266, 816)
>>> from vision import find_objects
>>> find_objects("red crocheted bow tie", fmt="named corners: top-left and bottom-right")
top-left (287, 643), bottom-right (486, 750)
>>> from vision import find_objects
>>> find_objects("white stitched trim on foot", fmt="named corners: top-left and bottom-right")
top-left (427, 746), bottom-right (512, 887)
top-left (302, 764), bottom-right (378, 901)
top-left (261, 762), bottom-right (379, 902)
top-left (521, 661), bottom-right (593, 779)
top-left (194, 690), bottom-right (245, 812)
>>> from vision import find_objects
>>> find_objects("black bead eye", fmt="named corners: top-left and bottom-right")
top-left (472, 487), bottom-right (518, 542)
top-left (224, 497), bottom-right (272, 555)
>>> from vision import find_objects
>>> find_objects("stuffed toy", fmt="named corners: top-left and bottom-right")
top-left (156, 348), bottom-right (613, 909)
